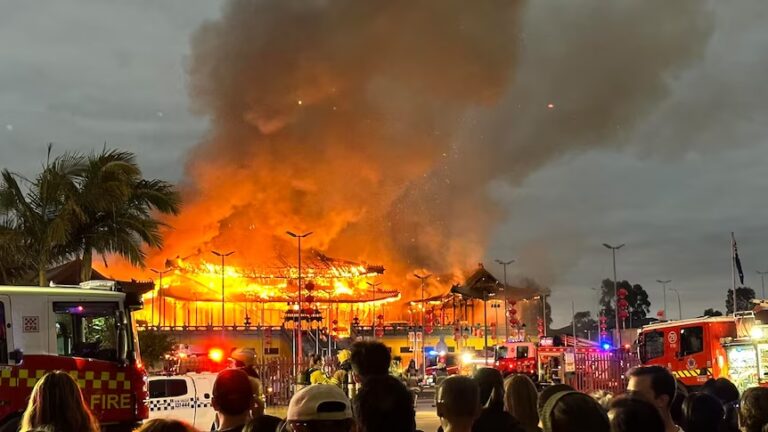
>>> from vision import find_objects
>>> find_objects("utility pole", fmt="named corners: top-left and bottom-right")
top-left (656, 279), bottom-right (671, 320)
top-left (669, 287), bottom-right (682, 320)
top-left (495, 259), bottom-right (514, 341)
top-left (211, 251), bottom-right (235, 330)
top-left (603, 243), bottom-right (625, 346)
top-left (414, 272), bottom-right (432, 376)
top-left (367, 281), bottom-right (382, 338)
top-left (287, 231), bottom-right (313, 367)
top-left (757, 271), bottom-right (768, 300)
top-left (150, 267), bottom-right (171, 328)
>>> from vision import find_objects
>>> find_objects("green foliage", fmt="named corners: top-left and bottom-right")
top-left (0, 147), bottom-right (181, 285)
top-left (703, 308), bottom-right (723, 317)
top-left (137, 330), bottom-right (175, 367)
top-left (726, 287), bottom-right (755, 314)
top-left (598, 279), bottom-right (651, 328)
top-left (572, 311), bottom-right (598, 338)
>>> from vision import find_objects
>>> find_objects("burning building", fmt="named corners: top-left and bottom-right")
top-left (134, 250), bottom-right (398, 333)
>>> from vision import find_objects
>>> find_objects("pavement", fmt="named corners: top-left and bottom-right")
top-left (415, 387), bottom-right (441, 432)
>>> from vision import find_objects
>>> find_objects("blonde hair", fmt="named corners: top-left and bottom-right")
top-left (20, 371), bottom-right (99, 432)
top-left (503, 374), bottom-right (539, 432)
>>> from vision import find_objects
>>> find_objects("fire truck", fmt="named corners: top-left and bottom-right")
top-left (0, 281), bottom-right (149, 432)
top-left (638, 316), bottom-right (735, 388)
top-left (638, 303), bottom-right (768, 391)
top-left (494, 341), bottom-right (537, 377)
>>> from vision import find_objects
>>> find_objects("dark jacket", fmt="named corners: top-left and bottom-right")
top-left (472, 408), bottom-right (526, 432)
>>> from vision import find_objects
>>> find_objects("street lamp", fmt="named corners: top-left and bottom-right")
top-left (414, 272), bottom-right (432, 375)
top-left (287, 231), bottom-right (313, 366)
top-left (150, 267), bottom-right (171, 328)
top-left (757, 271), bottom-right (768, 300)
top-left (603, 243), bottom-right (625, 346)
top-left (495, 259), bottom-right (514, 341)
top-left (367, 281), bottom-right (382, 338)
top-left (668, 287), bottom-right (682, 320)
top-left (211, 251), bottom-right (235, 329)
top-left (656, 279), bottom-right (671, 321)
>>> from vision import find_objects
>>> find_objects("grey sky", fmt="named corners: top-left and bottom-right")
top-left (2, 1), bottom-right (768, 325)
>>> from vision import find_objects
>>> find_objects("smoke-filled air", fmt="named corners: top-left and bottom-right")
top-left (150, 0), bottom-right (714, 298)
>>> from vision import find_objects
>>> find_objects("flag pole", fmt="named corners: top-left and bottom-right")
top-left (732, 232), bottom-right (737, 315)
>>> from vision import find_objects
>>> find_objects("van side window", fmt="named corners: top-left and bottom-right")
top-left (149, 378), bottom-right (188, 398)
top-left (0, 302), bottom-right (7, 364)
top-left (679, 326), bottom-right (704, 356)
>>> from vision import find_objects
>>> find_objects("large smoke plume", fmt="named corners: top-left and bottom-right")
top-left (157, 0), bottom-right (713, 296)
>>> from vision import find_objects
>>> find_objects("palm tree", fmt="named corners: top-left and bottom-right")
top-left (71, 149), bottom-right (181, 281)
top-left (0, 152), bottom-right (85, 286)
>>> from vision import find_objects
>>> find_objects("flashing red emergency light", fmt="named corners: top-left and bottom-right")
top-left (208, 348), bottom-right (225, 363)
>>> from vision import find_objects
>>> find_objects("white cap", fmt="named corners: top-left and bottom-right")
top-left (287, 385), bottom-right (353, 421)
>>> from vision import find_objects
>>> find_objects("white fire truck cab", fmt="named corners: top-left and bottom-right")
top-left (0, 281), bottom-right (149, 432)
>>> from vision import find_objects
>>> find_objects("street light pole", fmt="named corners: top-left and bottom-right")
top-left (212, 251), bottom-right (235, 329)
top-left (287, 231), bottom-right (313, 366)
top-left (150, 268), bottom-right (171, 328)
top-left (757, 271), bottom-right (768, 300)
top-left (495, 259), bottom-right (514, 341)
top-left (656, 279), bottom-right (671, 320)
top-left (668, 287), bottom-right (682, 320)
top-left (603, 243), bottom-right (625, 346)
top-left (414, 272), bottom-right (432, 376)
top-left (367, 281), bottom-right (382, 338)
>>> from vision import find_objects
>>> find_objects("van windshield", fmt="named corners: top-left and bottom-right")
top-left (55, 302), bottom-right (119, 362)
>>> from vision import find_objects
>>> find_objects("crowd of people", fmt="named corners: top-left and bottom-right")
top-left (15, 342), bottom-right (768, 432)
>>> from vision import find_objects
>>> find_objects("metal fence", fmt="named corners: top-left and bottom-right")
top-left (251, 357), bottom-right (300, 406)
top-left (565, 350), bottom-right (640, 394)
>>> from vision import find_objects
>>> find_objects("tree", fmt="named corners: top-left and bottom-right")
top-left (0, 152), bottom-right (85, 286)
top-left (68, 149), bottom-right (180, 281)
top-left (703, 308), bottom-right (723, 317)
top-left (726, 287), bottom-right (755, 314)
top-left (598, 279), bottom-right (650, 329)
top-left (1, 148), bottom-right (181, 285)
top-left (572, 311), bottom-right (598, 339)
top-left (137, 331), bottom-right (175, 370)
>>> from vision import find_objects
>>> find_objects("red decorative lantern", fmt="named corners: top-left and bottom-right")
top-left (537, 317), bottom-right (544, 337)
top-left (305, 281), bottom-right (315, 292)
top-left (305, 294), bottom-right (315, 304)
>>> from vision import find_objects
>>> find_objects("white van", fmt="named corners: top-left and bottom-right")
top-left (147, 373), bottom-right (217, 429)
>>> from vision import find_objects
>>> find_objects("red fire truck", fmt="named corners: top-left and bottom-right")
top-left (494, 341), bottom-right (537, 377)
top-left (638, 305), bottom-right (768, 391)
top-left (638, 316), bottom-right (736, 388)
top-left (0, 281), bottom-right (149, 432)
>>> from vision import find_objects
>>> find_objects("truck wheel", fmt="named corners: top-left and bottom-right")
top-left (0, 415), bottom-right (20, 432)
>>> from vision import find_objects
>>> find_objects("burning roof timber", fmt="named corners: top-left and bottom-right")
top-left (151, 249), bottom-right (394, 303)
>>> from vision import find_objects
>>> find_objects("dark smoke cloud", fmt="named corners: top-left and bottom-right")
top-left (167, 0), bottom-right (714, 293)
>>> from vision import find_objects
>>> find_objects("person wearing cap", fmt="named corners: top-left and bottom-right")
top-left (229, 348), bottom-right (266, 416)
top-left (287, 384), bottom-right (354, 432)
top-left (212, 369), bottom-right (255, 432)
